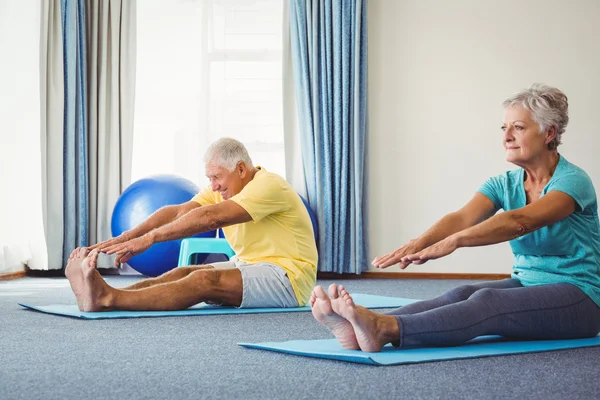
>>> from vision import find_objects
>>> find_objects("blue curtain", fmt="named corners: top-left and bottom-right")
top-left (61, 0), bottom-right (89, 265)
top-left (290, 0), bottom-right (368, 273)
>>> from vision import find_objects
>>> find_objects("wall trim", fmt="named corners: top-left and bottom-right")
top-left (318, 272), bottom-right (511, 280)
top-left (0, 270), bottom-right (27, 281)
top-left (2, 270), bottom-right (511, 281)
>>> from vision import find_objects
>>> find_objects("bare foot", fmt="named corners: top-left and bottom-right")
top-left (79, 250), bottom-right (113, 312)
top-left (65, 247), bottom-right (88, 310)
top-left (310, 285), bottom-right (359, 350)
top-left (330, 284), bottom-right (400, 352)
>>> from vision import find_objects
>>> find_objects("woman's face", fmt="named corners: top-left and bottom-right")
top-left (502, 106), bottom-right (551, 165)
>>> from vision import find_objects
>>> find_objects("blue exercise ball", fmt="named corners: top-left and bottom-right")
top-left (299, 195), bottom-right (318, 244)
top-left (111, 175), bottom-right (216, 277)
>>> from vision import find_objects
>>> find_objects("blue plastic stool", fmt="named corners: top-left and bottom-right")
top-left (177, 238), bottom-right (236, 267)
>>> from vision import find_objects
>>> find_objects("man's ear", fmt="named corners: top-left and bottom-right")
top-left (237, 161), bottom-right (247, 178)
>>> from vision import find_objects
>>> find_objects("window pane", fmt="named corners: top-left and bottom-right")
top-left (209, 60), bottom-right (285, 176)
top-left (211, 0), bottom-right (283, 51)
top-left (133, 0), bottom-right (285, 186)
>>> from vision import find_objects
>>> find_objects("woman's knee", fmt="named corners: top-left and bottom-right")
top-left (468, 287), bottom-right (499, 303)
top-left (439, 284), bottom-right (479, 302)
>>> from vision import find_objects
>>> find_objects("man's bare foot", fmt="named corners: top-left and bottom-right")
top-left (65, 247), bottom-right (88, 310)
top-left (79, 250), bottom-right (113, 312)
top-left (66, 249), bottom-right (113, 312)
top-left (330, 284), bottom-right (400, 352)
top-left (310, 285), bottom-right (359, 350)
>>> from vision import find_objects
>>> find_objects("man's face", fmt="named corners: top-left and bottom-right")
top-left (205, 162), bottom-right (244, 200)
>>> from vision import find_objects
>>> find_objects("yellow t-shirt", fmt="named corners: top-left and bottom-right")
top-left (191, 167), bottom-right (318, 306)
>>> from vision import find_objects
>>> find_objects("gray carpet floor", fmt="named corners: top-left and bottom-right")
top-left (1, 276), bottom-right (599, 400)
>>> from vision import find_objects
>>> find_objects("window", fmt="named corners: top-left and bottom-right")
top-left (132, 0), bottom-right (285, 186)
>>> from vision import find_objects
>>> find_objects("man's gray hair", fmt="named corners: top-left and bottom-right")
top-left (503, 83), bottom-right (569, 150)
top-left (204, 137), bottom-right (254, 171)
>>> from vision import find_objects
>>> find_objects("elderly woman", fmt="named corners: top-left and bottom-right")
top-left (311, 84), bottom-right (600, 352)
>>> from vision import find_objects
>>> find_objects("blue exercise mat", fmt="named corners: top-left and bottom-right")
top-left (18, 294), bottom-right (417, 320)
top-left (239, 335), bottom-right (600, 365)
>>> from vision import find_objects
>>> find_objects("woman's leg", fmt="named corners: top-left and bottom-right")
top-left (386, 279), bottom-right (522, 316)
top-left (396, 283), bottom-right (600, 347)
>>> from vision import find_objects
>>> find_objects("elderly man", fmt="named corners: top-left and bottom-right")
top-left (66, 138), bottom-right (318, 312)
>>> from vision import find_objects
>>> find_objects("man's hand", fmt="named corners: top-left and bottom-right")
top-left (67, 233), bottom-right (136, 264)
top-left (90, 232), bottom-right (135, 253)
top-left (401, 236), bottom-right (459, 266)
top-left (371, 239), bottom-right (423, 269)
top-left (102, 234), bottom-right (154, 266)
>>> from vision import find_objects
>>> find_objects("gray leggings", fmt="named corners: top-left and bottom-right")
top-left (389, 279), bottom-right (600, 347)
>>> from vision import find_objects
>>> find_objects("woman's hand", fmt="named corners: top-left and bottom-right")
top-left (371, 239), bottom-right (423, 269)
top-left (401, 236), bottom-right (459, 265)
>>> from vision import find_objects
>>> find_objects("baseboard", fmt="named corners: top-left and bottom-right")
top-left (25, 267), bottom-right (121, 277)
top-left (0, 270), bottom-right (27, 281)
top-left (26, 268), bottom-right (65, 277)
top-left (318, 271), bottom-right (511, 280)
top-left (9, 269), bottom-right (509, 281)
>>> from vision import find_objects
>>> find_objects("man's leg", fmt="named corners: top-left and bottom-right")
top-left (122, 266), bottom-right (213, 290)
top-left (66, 249), bottom-right (242, 311)
top-left (120, 259), bottom-right (236, 290)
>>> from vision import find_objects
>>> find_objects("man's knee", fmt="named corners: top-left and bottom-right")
top-left (160, 266), bottom-right (194, 278)
top-left (190, 268), bottom-right (220, 285)
top-left (189, 268), bottom-right (239, 289)
top-left (188, 268), bottom-right (242, 305)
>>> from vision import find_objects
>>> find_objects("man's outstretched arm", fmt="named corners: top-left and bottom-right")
top-left (103, 201), bottom-right (252, 265)
top-left (149, 200), bottom-right (252, 242)
top-left (70, 201), bottom-right (201, 262)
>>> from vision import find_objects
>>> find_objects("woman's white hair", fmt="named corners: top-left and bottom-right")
top-left (503, 83), bottom-right (569, 150)
top-left (203, 137), bottom-right (254, 171)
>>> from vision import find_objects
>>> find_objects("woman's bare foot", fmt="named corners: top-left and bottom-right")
top-left (310, 285), bottom-right (359, 350)
top-left (330, 284), bottom-right (400, 352)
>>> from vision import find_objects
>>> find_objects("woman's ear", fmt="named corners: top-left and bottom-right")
top-left (545, 126), bottom-right (557, 145)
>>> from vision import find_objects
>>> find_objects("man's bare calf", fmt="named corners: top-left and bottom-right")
top-left (122, 265), bottom-right (214, 290)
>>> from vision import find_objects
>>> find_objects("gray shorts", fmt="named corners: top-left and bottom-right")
top-left (210, 257), bottom-right (298, 308)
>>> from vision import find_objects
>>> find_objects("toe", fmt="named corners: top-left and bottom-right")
top-left (314, 285), bottom-right (328, 300)
top-left (77, 247), bottom-right (88, 258)
top-left (328, 283), bottom-right (339, 299)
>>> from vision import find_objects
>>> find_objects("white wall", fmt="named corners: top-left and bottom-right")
top-left (367, 0), bottom-right (600, 274)
top-left (0, 0), bottom-right (47, 272)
